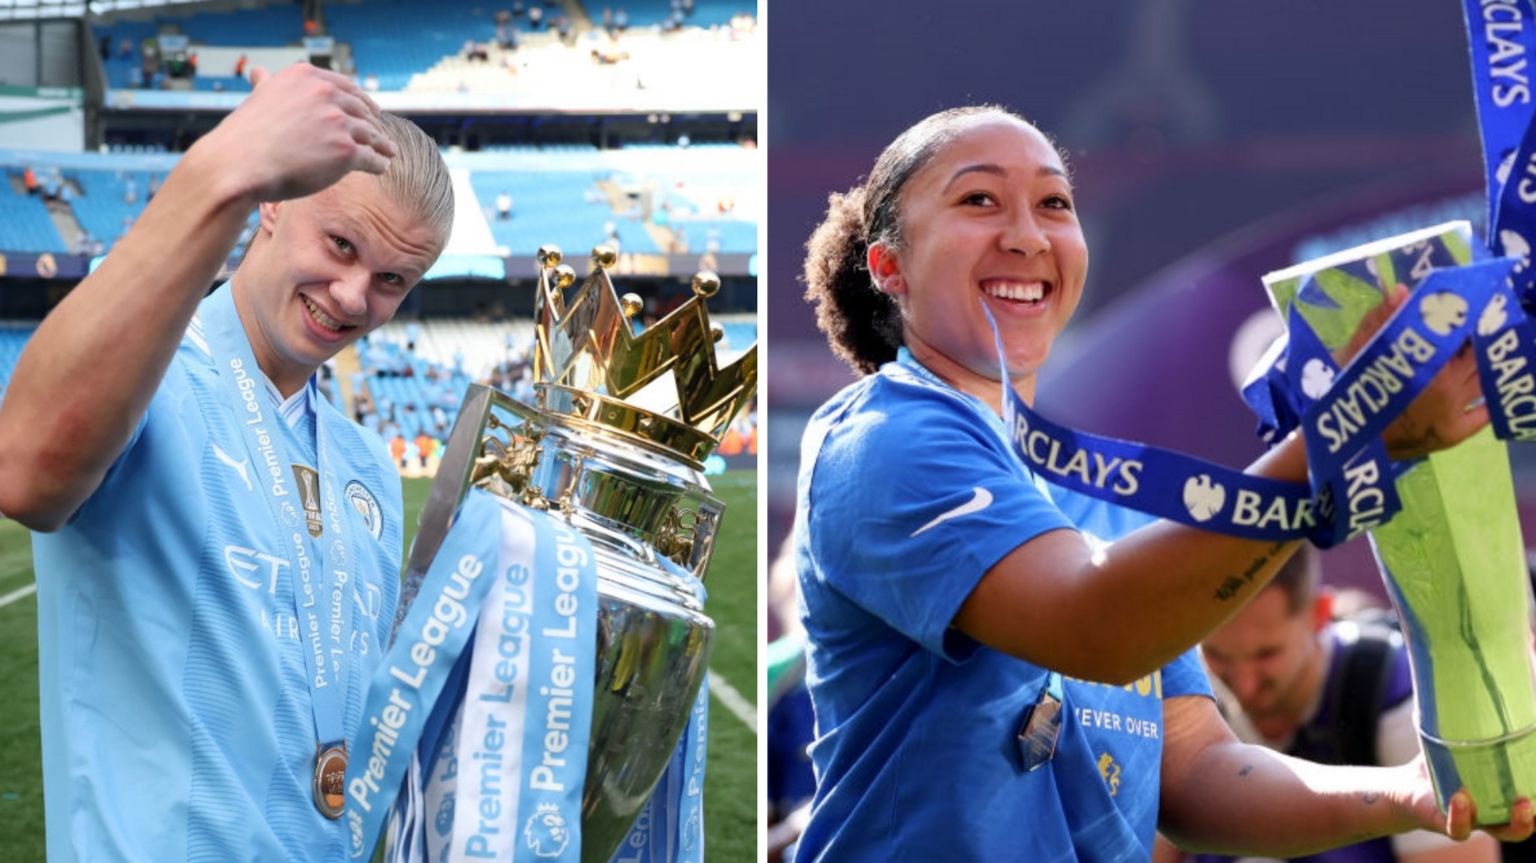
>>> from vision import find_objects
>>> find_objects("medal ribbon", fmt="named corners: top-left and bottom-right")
top-left (200, 286), bottom-right (356, 779)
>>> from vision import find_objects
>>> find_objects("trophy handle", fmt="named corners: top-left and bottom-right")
top-left (391, 384), bottom-right (496, 638)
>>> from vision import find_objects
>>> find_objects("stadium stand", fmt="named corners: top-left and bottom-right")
top-left (93, 0), bottom-right (757, 101)
top-left (0, 183), bottom-right (66, 254)
top-left (2, 0), bottom-right (758, 475)
top-left (0, 141), bottom-right (757, 260)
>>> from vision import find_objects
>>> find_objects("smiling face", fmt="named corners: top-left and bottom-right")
top-left (236, 172), bottom-right (443, 395)
top-left (869, 114), bottom-right (1087, 403)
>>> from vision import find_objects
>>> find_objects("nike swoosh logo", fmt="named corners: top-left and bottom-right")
top-left (211, 443), bottom-right (253, 492)
top-left (911, 487), bottom-right (993, 537)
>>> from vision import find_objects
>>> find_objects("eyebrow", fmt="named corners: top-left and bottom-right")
top-left (942, 162), bottom-right (1069, 192)
top-left (330, 215), bottom-right (427, 279)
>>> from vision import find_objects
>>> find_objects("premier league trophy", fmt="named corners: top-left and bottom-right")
top-left (356, 244), bottom-right (756, 862)
top-left (1263, 221), bottom-right (1536, 823)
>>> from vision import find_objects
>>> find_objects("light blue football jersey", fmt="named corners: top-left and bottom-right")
top-left (33, 286), bottom-right (403, 862)
top-left (794, 352), bottom-right (1211, 862)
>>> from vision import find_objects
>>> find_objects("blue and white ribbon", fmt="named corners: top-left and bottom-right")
top-left (989, 255), bottom-right (1515, 548)
top-left (448, 506), bottom-right (596, 862)
top-left (1460, 0), bottom-right (1536, 234)
top-left (1281, 301), bottom-right (1402, 547)
top-left (1464, 0), bottom-right (1536, 441)
top-left (607, 686), bottom-right (709, 863)
top-left (346, 489), bottom-right (505, 859)
top-left (967, 3), bottom-right (1536, 550)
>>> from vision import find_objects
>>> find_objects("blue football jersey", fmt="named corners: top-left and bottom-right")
top-left (794, 353), bottom-right (1211, 862)
top-left (33, 287), bottom-right (402, 862)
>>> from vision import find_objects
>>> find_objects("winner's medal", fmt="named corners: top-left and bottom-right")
top-left (314, 743), bottom-right (348, 819)
top-left (200, 284), bottom-right (361, 828)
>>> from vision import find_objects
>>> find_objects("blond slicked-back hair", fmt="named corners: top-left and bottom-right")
top-left (375, 112), bottom-right (454, 246)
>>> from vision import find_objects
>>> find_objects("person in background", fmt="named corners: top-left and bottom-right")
top-left (1153, 547), bottom-right (1498, 863)
top-left (792, 104), bottom-right (1530, 862)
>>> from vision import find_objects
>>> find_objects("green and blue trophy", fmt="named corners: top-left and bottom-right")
top-left (1263, 222), bottom-right (1536, 822)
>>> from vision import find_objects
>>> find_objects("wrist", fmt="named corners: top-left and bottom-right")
top-left (180, 131), bottom-right (260, 212)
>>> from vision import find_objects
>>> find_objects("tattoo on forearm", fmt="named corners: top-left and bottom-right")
top-left (1213, 542), bottom-right (1288, 602)
top-left (1238, 764), bottom-right (1253, 777)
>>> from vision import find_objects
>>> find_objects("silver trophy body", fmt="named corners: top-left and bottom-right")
top-left (458, 386), bottom-right (722, 861)
top-left (393, 246), bottom-right (755, 860)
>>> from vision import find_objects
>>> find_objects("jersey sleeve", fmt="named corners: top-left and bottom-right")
top-left (1160, 646), bottom-right (1213, 700)
top-left (1046, 484), bottom-right (1158, 542)
top-left (803, 379), bottom-right (1075, 660)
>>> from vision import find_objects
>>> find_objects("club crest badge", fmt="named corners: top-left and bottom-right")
top-left (346, 480), bottom-right (384, 541)
top-left (292, 464), bottom-right (323, 538)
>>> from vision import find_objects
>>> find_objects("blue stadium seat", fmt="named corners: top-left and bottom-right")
top-left (470, 169), bottom-right (661, 255)
top-left (0, 183), bottom-right (67, 253)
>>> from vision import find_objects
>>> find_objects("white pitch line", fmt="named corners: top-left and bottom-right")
top-left (0, 582), bottom-right (764, 733)
top-left (708, 669), bottom-right (757, 734)
top-left (0, 582), bottom-right (36, 610)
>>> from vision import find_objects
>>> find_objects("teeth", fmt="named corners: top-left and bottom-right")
top-left (303, 296), bottom-right (345, 332)
top-left (985, 281), bottom-right (1046, 302)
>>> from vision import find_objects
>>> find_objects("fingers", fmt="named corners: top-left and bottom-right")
top-left (1446, 790), bottom-right (1475, 841)
top-left (348, 141), bottom-right (393, 176)
top-left (335, 93), bottom-right (397, 160)
top-left (1480, 797), bottom-right (1536, 842)
top-left (249, 66), bottom-right (270, 87)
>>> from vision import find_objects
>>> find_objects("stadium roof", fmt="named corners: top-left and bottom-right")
top-left (0, 0), bottom-right (230, 21)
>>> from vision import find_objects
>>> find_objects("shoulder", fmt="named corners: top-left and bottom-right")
top-left (804, 365), bottom-right (1008, 476)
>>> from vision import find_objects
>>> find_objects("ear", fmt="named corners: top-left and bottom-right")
top-left (257, 201), bottom-right (281, 236)
top-left (867, 241), bottom-right (906, 297)
top-left (1311, 591), bottom-right (1334, 634)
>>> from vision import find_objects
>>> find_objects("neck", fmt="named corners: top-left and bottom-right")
top-left (230, 270), bottom-right (311, 398)
top-left (904, 329), bottom-right (1037, 414)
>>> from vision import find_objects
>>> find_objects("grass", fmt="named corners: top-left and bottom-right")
top-left (0, 470), bottom-right (756, 861)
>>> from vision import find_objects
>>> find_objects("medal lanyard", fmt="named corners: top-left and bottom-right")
top-left (200, 287), bottom-right (355, 755)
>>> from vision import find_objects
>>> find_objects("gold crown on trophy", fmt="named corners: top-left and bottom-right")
top-left (530, 244), bottom-right (758, 465)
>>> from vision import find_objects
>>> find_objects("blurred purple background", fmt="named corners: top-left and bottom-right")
top-left (766, 0), bottom-right (1530, 599)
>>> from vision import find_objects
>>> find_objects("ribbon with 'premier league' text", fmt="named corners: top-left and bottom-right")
top-left (375, 491), bottom-right (601, 863)
top-left (346, 488), bottom-right (505, 859)
top-left (606, 671), bottom-right (709, 863)
top-left (445, 502), bottom-right (597, 862)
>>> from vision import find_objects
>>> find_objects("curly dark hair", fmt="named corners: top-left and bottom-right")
top-left (802, 105), bottom-right (1032, 375)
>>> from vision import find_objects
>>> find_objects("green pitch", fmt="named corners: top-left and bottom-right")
top-left (0, 470), bottom-right (757, 861)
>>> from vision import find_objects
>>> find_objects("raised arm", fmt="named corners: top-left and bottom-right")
top-left (953, 286), bottom-right (1489, 683)
top-left (0, 64), bottom-right (395, 531)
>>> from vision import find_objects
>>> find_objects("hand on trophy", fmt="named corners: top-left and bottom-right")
top-left (1392, 755), bottom-right (1536, 843)
top-left (197, 63), bottom-right (397, 205)
top-left (1335, 282), bottom-right (1491, 461)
